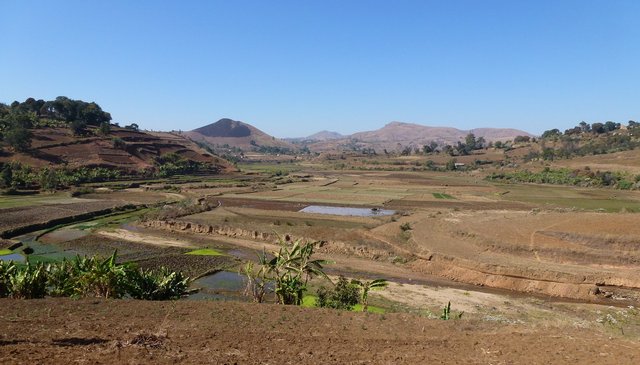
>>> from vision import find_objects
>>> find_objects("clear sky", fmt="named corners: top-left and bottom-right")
top-left (1, 1), bottom-right (638, 137)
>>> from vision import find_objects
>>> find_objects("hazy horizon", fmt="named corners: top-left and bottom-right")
top-left (2, 1), bottom-right (638, 138)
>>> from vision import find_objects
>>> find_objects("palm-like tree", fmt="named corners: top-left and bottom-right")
top-left (264, 237), bottom-right (330, 305)
top-left (351, 278), bottom-right (388, 312)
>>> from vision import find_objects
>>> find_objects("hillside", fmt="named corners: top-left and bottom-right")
top-left (0, 97), bottom-right (232, 181)
top-left (0, 126), bottom-right (231, 173)
top-left (185, 118), bottom-right (296, 153)
top-left (306, 121), bottom-right (533, 153)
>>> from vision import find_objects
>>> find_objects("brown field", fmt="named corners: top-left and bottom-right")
top-left (127, 169), bottom-right (640, 302)
top-left (1, 298), bottom-right (639, 365)
top-left (3, 165), bottom-right (640, 363)
top-left (551, 149), bottom-right (640, 174)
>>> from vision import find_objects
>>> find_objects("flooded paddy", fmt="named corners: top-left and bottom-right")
top-left (300, 205), bottom-right (395, 217)
top-left (189, 271), bottom-right (248, 301)
top-left (0, 253), bottom-right (25, 262)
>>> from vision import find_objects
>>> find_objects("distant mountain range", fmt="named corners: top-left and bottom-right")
top-left (297, 121), bottom-right (533, 153)
top-left (350, 121), bottom-right (530, 144)
top-left (186, 119), bottom-right (533, 154)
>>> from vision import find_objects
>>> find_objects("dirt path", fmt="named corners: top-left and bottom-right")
top-left (529, 216), bottom-right (578, 262)
top-left (0, 298), bottom-right (638, 365)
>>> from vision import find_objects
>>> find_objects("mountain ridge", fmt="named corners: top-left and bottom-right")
top-left (300, 121), bottom-right (533, 153)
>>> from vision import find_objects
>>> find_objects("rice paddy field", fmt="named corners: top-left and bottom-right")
top-left (3, 162), bottom-right (640, 363)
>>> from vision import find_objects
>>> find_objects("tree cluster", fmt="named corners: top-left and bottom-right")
top-left (0, 96), bottom-right (114, 150)
top-left (542, 120), bottom-right (633, 140)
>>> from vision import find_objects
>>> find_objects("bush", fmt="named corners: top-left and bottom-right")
top-left (127, 267), bottom-right (189, 300)
top-left (316, 276), bottom-right (360, 310)
top-left (70, 119), bottom-right (87, 135)
top-left (112, 137), bottom-right (126, 150)
top-left (8, 262), bottom-right (47, 299)
top-left (1, 252), bottom-right (190, 300)
top-left (0, 261), bottom-right (17, 297)
top-left (3, 125), bottom-right (32, 151)
top-left (73, 252), bottom-right (133, 298)
top-left (99, 121), bottom-right (111, 135)
top-left (46, 260), bottom-right (76, 297)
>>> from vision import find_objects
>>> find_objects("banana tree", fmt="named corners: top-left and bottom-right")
top-left (264, 238), bottom-right (330, 305)
top-left (351, 278), bottom-right (388, 312)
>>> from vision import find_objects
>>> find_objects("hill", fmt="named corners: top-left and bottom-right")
top-left (2, 126), bottom-right (227, 170)
top-left (307, 130), bottom-right (344, 141)
top-left (287, 130), bottom-right (344, 143)
top-left (185, 118), bottom-right (296, 154)
top-left (306, 121), bottom-right (533, 153)
top-left (0, 97), bottom-right (232, 187)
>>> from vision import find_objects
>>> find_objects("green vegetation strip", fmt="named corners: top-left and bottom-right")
top-left (433, 192), bottom-right (455, 199)
top-left (185, 248), bottom-right (224, 256)
top-left (0, 249), bottom-right (13, 255)
top-left (486, 168), bottom-right (638, 190)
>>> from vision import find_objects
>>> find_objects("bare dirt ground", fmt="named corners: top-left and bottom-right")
top-left (0, 200), bottom-right (122, 236)
top-left (551, 149), bottom-right (640, 174)
top-left (403, 209), bottom-right (640, 301)
top-left (167, 170), bottom-right (640, 303)
top-left (5, 169), bottom-right (640, 363)
top-left (1, 298), bottom-right (638, 365)
top-left (96, 228), bottom-right (197, 249)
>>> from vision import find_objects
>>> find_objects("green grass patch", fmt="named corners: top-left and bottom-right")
top-left (237, 162), bottom-right (302, 174)
top-left (495, 183), bottom-right (640, 212)
top-left (26, 254), bottom-right (63, 264)
top-left (185, 248), bottom-right (224, 256)
top-left (353, 304), bottom-right (386, 314)
top-left (0, 193), bottom-right (77, 209)
top-left (0, 249), bottom-right (13, 255)
top-left (433, 192), bottom-right (455, 199)
top-left (302, 295), bottom-right (317, 307)
top-left (301, 295), bottom-right (385, 313)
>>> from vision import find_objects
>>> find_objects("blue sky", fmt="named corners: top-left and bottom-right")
top-left (1, 1), bottom-right (638, 137)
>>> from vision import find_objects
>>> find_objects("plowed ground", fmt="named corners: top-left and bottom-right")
top-left (1, 299), bottom-right (638, 365)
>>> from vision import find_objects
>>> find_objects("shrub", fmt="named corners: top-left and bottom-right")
top-left (126, 267), bottom-right (189, 300)
top-left (9, 262), bottom-right (47, 299)
top-left (99, 121), bottom-right (111, 135)
top-left (440, 301), bottom-right (464, 320)
top-left (112, 137), bottom-right (126, 150)
top-left (316, 276), bottom-right (360, 310)
top-left (0, 261), bottom-right (17, 297)
top-left (46, 260), bottom-right (77, 297)
top-left (75, 252), bottom-right (132, 298)
top-left (248, 238), bottom-right (329, 305)
top-left (243, 261), bottom-right (269, 303)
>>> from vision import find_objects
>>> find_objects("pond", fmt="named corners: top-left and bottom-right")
top-left (189, 271), bottom-right (249, 301)
top-left (0, 253), bottom-right (26, 263)
top-left (39, 227), bottom-right (89, 244)
top-left (299, 205), bottom-right (395, 217)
